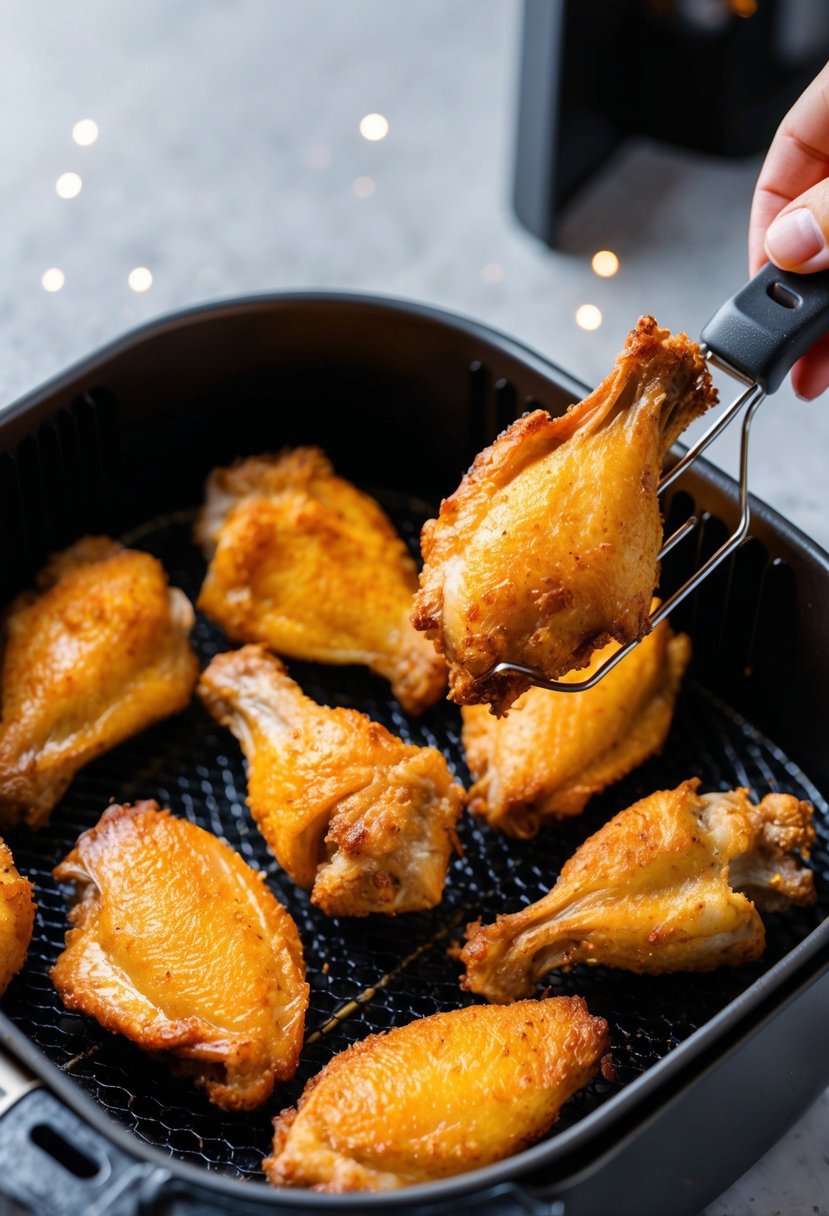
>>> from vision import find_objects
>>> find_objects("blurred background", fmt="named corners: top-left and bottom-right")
top-left (1, 3), bottom-right (828, 1209)
top-left (5, 0), bottom-right (829, 555)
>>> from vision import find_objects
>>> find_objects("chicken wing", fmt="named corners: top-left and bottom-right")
top-left (462, 613), bottom-right (691, 837)
top-left (198, 645), bottom-right (464, 916)
top-left (264, 995), bottom-right (607, 1191)
top-left (0, 839), bottom-right (35, 995)
top-left (412, 318), bottom-right (717, 715)
top-left (195, 448), bottom-right (446, 715)
top-left (51, 801), bottom-right (308, 1110)
top-left (461, 779), bottom-right (816, 1002)
top-left (0, 537), bottom-right (199, 829)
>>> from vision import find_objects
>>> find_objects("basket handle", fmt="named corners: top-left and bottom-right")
top-left (0, 1042), bottom-right (170, 1216)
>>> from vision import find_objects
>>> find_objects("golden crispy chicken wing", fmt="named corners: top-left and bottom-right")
top-left (462, 613), bottom-right (691, 837)
top-left (51, 802), bottom-right (308, 1110)
top-left (263, 996), bottom-right (607, 1192)
top-left (0, 839), bottom-right (35, 995)
top-left (195, 448), bottom-right (446, 715)
top-left (198, 645), bottom-right (464, 917)
top-left (412, 318), bottom-right (717, 715)
top-left (461, 779), bottom-right (815, 1002)
top-left (0, 537), bottom-right (199, 829)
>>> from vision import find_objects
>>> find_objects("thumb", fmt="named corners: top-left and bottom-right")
top-left (765, 181), bottom-right (829, 272)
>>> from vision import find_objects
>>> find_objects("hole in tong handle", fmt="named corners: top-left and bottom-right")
top-left (767, 280), bottom-right (801, 309)
top-left (29, 1122), bottom-right (101, 1178)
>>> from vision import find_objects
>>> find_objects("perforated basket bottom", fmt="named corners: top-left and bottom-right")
top-left (3, 503), bottom-right (828, 1182)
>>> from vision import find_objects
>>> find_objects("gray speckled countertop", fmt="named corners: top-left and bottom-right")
top-left (0, 3), bottom-right (827, 1213)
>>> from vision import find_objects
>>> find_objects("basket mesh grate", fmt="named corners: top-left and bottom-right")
top-left (3, 499), bottom-right (828, 1182)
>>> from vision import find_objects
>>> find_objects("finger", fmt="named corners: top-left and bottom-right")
top-left (764, 180), bottom-right (829, 271)
top-left (790, 335), bottom-right (829, 400)
top-left (748, 62), bottom-right (829, 274)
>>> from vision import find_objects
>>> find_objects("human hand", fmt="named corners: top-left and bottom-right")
top-left (749, 61), bottom-right (829, 399)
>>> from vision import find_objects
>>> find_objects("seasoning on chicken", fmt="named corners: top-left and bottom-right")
top-left (198, 645), bottom-right (464, 917)
top-left (0, 839), bottom-right (35, 995)
top-left (263, 996), bottom-right (607, 1191)
top-left (51, 802), bottom-right (309, 1110)
top-left (461, 612), bottom-right (691, 838)
top-left (412, 318), bottom-right (718, 715)
top-left (0, 537), bottom-right (199, 830)
top-left (461, 779), bottom-right (816, 1002)
top-left (195, 448), bottom-right (446, 715)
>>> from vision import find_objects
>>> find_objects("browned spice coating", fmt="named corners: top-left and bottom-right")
top-left (264, 997), bottom-right (607, 1191)
top-left (196, 448), bottom-right (446, 715)
top-left (412, 317), bottom-right (717, 714)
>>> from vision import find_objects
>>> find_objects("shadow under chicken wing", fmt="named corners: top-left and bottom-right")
top-left (198, 645), bottom-right (464, 916)
top-left (461, 779), bottom-right (816, 1002)
top-left (412, 318), bottom-right (717, 715)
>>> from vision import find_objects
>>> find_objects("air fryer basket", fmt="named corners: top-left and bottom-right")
top-left (0, 294), bottom-right (827, 1216)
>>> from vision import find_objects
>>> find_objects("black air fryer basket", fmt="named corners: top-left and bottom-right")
top-left (0, 294), bottom-right (827, 1216)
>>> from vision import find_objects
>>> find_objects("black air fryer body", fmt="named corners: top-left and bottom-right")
top-left (0, 293), bottom-right (826, 1216)
top-left (513, 0), bottom-right (829, 246)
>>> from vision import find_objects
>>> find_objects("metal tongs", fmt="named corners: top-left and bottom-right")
top-left (484, 262), bottom-right (829, 694)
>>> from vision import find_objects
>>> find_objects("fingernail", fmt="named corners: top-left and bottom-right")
top-left (766, 208), bottom-right (825, 268)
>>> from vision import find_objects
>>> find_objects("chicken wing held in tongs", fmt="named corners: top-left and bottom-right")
top-left (412, 318), bottom-right (718, 715)
top-left (460, 779), bottom-right (815, 1002)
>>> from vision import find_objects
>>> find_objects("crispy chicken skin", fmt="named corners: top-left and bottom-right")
top-left (462, 613), bottom-right (691, 837)
top-left (195, 448), bottom-right (446, 715)
top-left (263, 996), bottom-right (607, 1192)
top-left (461, 780), bottom-right (816, 1002)
top-left (198, 646), bottom-right (464, 916)
top-left (0, 839), bottom-right (35, 995)
top-left (51, 802), bottom-right (308, 1110)
top-left (412, 318), bottom-right (717, 715)
top-left (0, 537), bottom-right (199, 830)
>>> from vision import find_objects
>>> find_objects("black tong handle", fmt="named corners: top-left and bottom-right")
top-left (701, 262), bottom-right (829, 393)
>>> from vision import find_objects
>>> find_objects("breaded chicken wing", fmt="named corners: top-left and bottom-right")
top-left (462, 613), bottom-right (691, 837)
top-left (264, 996), bottom-right (607, 1192)
top-left (198, 645), bottom-right (464, 916)
top-left (412, 318), bottom-right (717, 714)
top-left (461, 780), bottom-right (815, 1002)
top-left (0, 839), bottom-right (35, 995)
top-left (51, 802), bottom-right (308, 1110)
top-left (196, 449), bottom-right (446, 715)
top-left (0, 537), bottom-right (199, 829)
